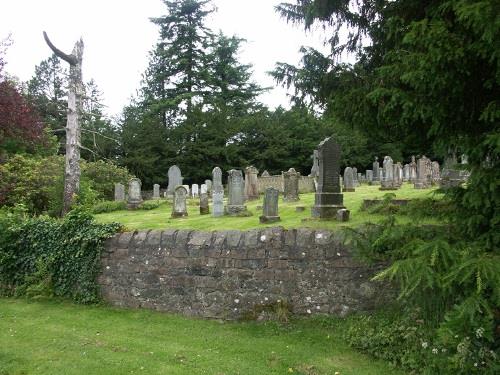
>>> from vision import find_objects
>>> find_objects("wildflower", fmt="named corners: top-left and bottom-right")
top-left (441, 348), bottom-right (447, 353)
top-left (432, 348), bottom-right (438, 354)
top-left (421, 342), bottom-right (428, 349)
top-left (475, 327), bottom-right (484, 338)
top-left (474, 363), bottom-right (478, 367)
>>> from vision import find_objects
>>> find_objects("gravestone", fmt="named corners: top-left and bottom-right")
top-left (409, 156), bottom-right (417, 182)
top-left (114, 183), bottom-right (125, 201)
top-left (311, 137), bottom-right (345, 218)
top-left (352, 167), bottom-right (358, 187)
top-left (226, 169), bottom-right (247, 215)
top-left (366, 170), bottom-right (373, 184)
top-left (191, 184), bottom-right (199, 198)
top-left (153, 184), bottom-right (160, 199)
top-left (244, 166), bottom-right (259, 200)
top-left (261, 170), bottom-right (270, 177)
top-left (336, 208), bottom-right (350, 222)
top-left (127, 178), bottom-right (143, 209)
top-left (414, 156), bottom-right (432, 189)
top-left (212, 167), bottom-right (224, 217)
top-left (205, 179), bottom-right (212, 194)
top-left (182, 185), bottom-right (190, 196)
top-left (166, 165), bottom-right (183, 196)
top-left (431, 161), bottom-right (440, 185)
top-left (309, 150), bottom-right (319, 177)
top-left (200, 184), bottom-right (207, 194)
top-left (394, 162), bottom-right (403, 187)
top-left (372, 157), bottom-right (380, 182)
top-left (259, 187), bottom-right (280, 223)
top-left (283, 168), bottom-right (300, 201)
top-left (199, 193), bottom-right (209, 215)
top-left (357, 172), bottom-right (363, 183)
top-left (440, 155), bottom-right (464, 188)
top-left (380, 156), bottom-right (397, 190)
top-left (343, 167), bottom-right (355, 192)
top-left (171, 186), bottom-right (188, 218)
top-left (403, 164), bottom-right (410, 181)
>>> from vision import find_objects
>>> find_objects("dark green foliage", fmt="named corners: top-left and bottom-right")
top-left (138, 200), bottom-right (166, 210)
top-left (0, 208), bottom-right (120, 303)
top-left (90, 200), bottom-right (127, 214)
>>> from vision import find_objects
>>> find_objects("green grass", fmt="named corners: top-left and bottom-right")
top-left (94, 183), bottom-right (441, 231)
top-left (0, 298), bottom-right (404, 375)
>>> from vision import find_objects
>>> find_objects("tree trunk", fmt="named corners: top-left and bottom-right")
top-left (43, 32), bottom-right (84, 216)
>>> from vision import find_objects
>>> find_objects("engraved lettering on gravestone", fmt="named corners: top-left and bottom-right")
top-left (171, 186), bottom-right (188, 218)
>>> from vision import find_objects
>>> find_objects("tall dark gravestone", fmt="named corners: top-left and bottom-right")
top-left (311, 137), bottom-right (345, 218)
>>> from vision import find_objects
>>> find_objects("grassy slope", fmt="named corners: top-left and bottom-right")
top-left (0, 298), bottom-right (403, 375)
top-left (94, 183), bottom-right (440, 231)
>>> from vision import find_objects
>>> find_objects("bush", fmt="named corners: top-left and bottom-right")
top-left (138, 200), bottom-right (165, 210)
top-left (0, 207), bottom-right (121, 303)
top-left (91, 200), bottom-right (127, 214)
top-left (81, 159), bottom-right (133, 200)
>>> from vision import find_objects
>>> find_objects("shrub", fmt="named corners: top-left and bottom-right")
top-left (91, 200), bottom-right (127, 214)
top-left (138, 200), bottom-right (166, 210)
top-left (81, 159), bottom-right (133, 200)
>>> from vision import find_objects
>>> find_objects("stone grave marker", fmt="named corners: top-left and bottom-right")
top-left (414, 156), bottom-right (432, 189)
top-left (153, 184), bottom-right (160, 199)
top-left (244, 166), bottom-right (259, 200)
top-left (309, 149), bottom-right (319, 178)
top-left (200, 184), bottom-right (207, 194)
top-left (114, 183), bottom-right (125, 201)
top-left (431, 161), bottom-right (440, 185)
top-left (352, 167), bottom-right (358, 187)
top-left (166, 165), bottom-right (183, 196)
top-left (199, 193), bottom-right (209, 215)
top-left (380, 156), bottom-right (397, 190)
top-left (212, 167), bottom-right (224, 217)
top-left (261, 170), bottom-right (270, 177)
top-left (343, 167), bottom-right (355, 192)
top-left (366, 170), bottom-right (373, 184)
top-left (205, 179), bottom-right (212, 194)
top-left (372, 157), bottom-right (380, 182)
top-left (191, 184), bottom-right (199, 198)
top-left (226, 169), bottom-right (247, 215)
top-left (259, 187), bottom-right (280, 223)
top-left (311, 137), bottom-right (345, 218)
top-left (171, 186), bottom-right (188, 218)
top-left (409, 156), bottom-right (417, 182)
top-left (403, 164), bottom-right (410, 181)
top-left (127, 178), bottom-right (143, 209)
top-left (182, 184), bottom-right (190, 196)
top-left (283, 167), bottom-right (300, 201)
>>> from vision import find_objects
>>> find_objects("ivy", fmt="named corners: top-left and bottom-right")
top-left (0, 208), bottom-right (120, 303)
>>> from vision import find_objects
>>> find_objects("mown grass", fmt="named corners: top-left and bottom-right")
top-left (94, 183), bottom-right (441, 231)
top-left (0, 298), bottom-right (404, 375)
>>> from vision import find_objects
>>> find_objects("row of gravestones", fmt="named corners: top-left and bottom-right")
top-left (114, 137), bottom-right (350, 222)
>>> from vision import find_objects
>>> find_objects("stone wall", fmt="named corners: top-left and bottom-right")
top-left (258, 175), bottom-right (315, 194)
top-left (99, 228), bottom-right (389, 319)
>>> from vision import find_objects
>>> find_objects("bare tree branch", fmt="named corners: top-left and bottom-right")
top-left (43, 31), bottom-right (77, 65)
top-left (81, 129), bottom-right (121, 144)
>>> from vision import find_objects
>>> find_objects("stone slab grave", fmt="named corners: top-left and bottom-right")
top-left (311, 137), bottom-right (345, 219)
top-left (127, 178), bottom-right (143, 209)
top-left (226, 169), bottom-right (247, 216)
top-left (166, 165), bottom-right (183, 196)
top-left (372, 157), bottom-right (380, 182)
top-left (205, 179), bottom-right (212, 194)
top-left (343, 167), bottom-right (355, 192)
top-left (171, 186), bottom-right (188, 218)
top-left (283, 168), bottom-right (300, 201)
top-left (380, 156), bottom-right (398, 190)
top-left (259, 187), bottom-right (280, 223)
top-left (244, 166), bottom-right (259, 201)
top-left (191, 184), bottom-right (199, 198)
top-left (114, 183), bottom-right (125, 201)
top-left (199, 193), bottom-right (209, 215)
top-left (212, 167), bottom-right (224, 217)
top-left (414, 156), bottom-right (432, 189)
top-left (153, 184), bottom-right (160, 199)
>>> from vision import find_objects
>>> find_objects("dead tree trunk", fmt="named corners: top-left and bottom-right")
top-left (43, 32), bottom-right (84, 216)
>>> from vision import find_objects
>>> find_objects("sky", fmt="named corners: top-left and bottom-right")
top-left (0, 0), bottom-right (331, 118)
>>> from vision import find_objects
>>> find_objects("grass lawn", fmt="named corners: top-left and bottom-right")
top-left (94, 183), bottom-right (441, 231)
top-left (0, 298), bottom-right (403, 375)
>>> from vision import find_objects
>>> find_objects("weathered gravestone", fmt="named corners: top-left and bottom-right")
top-left (366, 170), bottom-right (373, 184)
top-left (311, 137), bottom-right (345, 219)
top-left (394, 162), bottom-right (403, 187)
top-left (380, 156), bottom-right (397, 190)
top-left (244, 166), bottom-right (259, 200)
top-left (153, 184), bottom-right (160, 199)
top-left (191, 184), bottom-right (199, 198)
top-left (440, 155), bottom-right (463, 188)
top-left (171, 186), bottom-right (188, 218)
top-left (352, 167), bottom-right (358, 187)
top-left (166, 165), bottom-right (183, 196)
top-left (414, 156), bottom-right (432, 189)
top-left (199, 193), bottom-right (209, 215)
top-left (259, 187), bottom-right (280, 223)
top-left (403, 164), bottom-right (410, 181)
top-left (357, 172), bottom-right (363, 183)
top-left (261, 170), bottom-right (270, 177)
top-left (409, 156), bottom-right (417, 183)
top-left (226, 169), bottom-right (247, 215)
top-left (283, 168), bottom-right (300, 201)
top-left (205, 179), bottom-right (212, 194)
top-left (200, 184), bottom-right (207, 194)
top-left (343, 167), bottom-right (355, 192)
top-left (182, 185), bottom-right (190, 196)
top-left (212, 167), bottom-right (224, 217)
top-left (372, 157), bottom-right (380, 182)
top-left (431, 161), bottom-right (440, 185)
top-left (114, 183), bottom-right (125, 201)
top-left (127, 178), bottom-right (143, 209)
top-left (309, 150), bottom-right (319, 178)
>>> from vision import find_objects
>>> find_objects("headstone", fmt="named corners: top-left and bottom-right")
top-left (380, 156), bottom-right (397, 190)
top-left (127, 178), bottom-right (143, 209)
top-left (414, 156), bottom-right (432, 189)
top-left (394, 162), bottom-right (403, 187)
top-left (171, 186), bottom-right (188, 218)
top-left (366, 170), bottom-right (373, 183)
top-left (226, 169), bottom-right (247, 215)
top-left (357, 172), bottom-right (362, 183)
top-left (336, 208), bottom-right (350, 222)
top-left (182, 184), bottom-right (190, 196)
top-left (409, 156), bottom-right (417, 182)
top-left (166, 165), bottom-right (183, 196)
top-left (200, 184), bottom-right (207, 194)
top-left (205, 179), bottom-right (212, 193)
top-left (191, 184), bottom-right (199, 198)
top-left (440, 154), bottom-right (465, 188)
top-left (153, 184), bottom-right (160, 199)
top-left (261, 170), bottom-right (270, 177)
top-left (343, 167), bottom-right (355, 192)
top-left (311, 137), bottom-right (345, 219)
top-left (283, 168), bottom-right (300, 201)
top-left (309, 150), bottom-right (319, 177)
top-left (403, 164), bottom-right (410, 181)
top-left (431, 161), bottom-right (440, 185)
top-left (199, 193), bottom-right (209, 215)
top-left (372, 157), bottom-right (380, 182)
top-left (212, 167), bottom-right (224, 217)
top-left (259, 187), bottom-right (280, 223)
top-left (244, 166), bottom-right (259, 200)
top-left (114, 183), bottom-right (125, 201)
top-left (352, 167), bottom-right (358, 187)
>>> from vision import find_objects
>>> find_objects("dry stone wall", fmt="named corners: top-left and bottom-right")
top-left (99, 228), bottom-right (389, 319)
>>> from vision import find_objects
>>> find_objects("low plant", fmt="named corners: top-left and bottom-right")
top-left (91, 200), bottom-right (127, 214)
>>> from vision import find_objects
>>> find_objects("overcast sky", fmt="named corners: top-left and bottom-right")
top-left (1, 0), bottom-right (331, 118)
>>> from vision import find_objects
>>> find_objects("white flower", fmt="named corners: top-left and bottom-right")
top-left (474, 363), bottom-right (478, 367)
top-left (432, 348), bottom-right (438, 354)
top-left (234, 299), bottom-right (239, 304)
top-left (421, 342), bottom-right (428, 349)
top-left (475, 327), bottom-right (484, 338)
